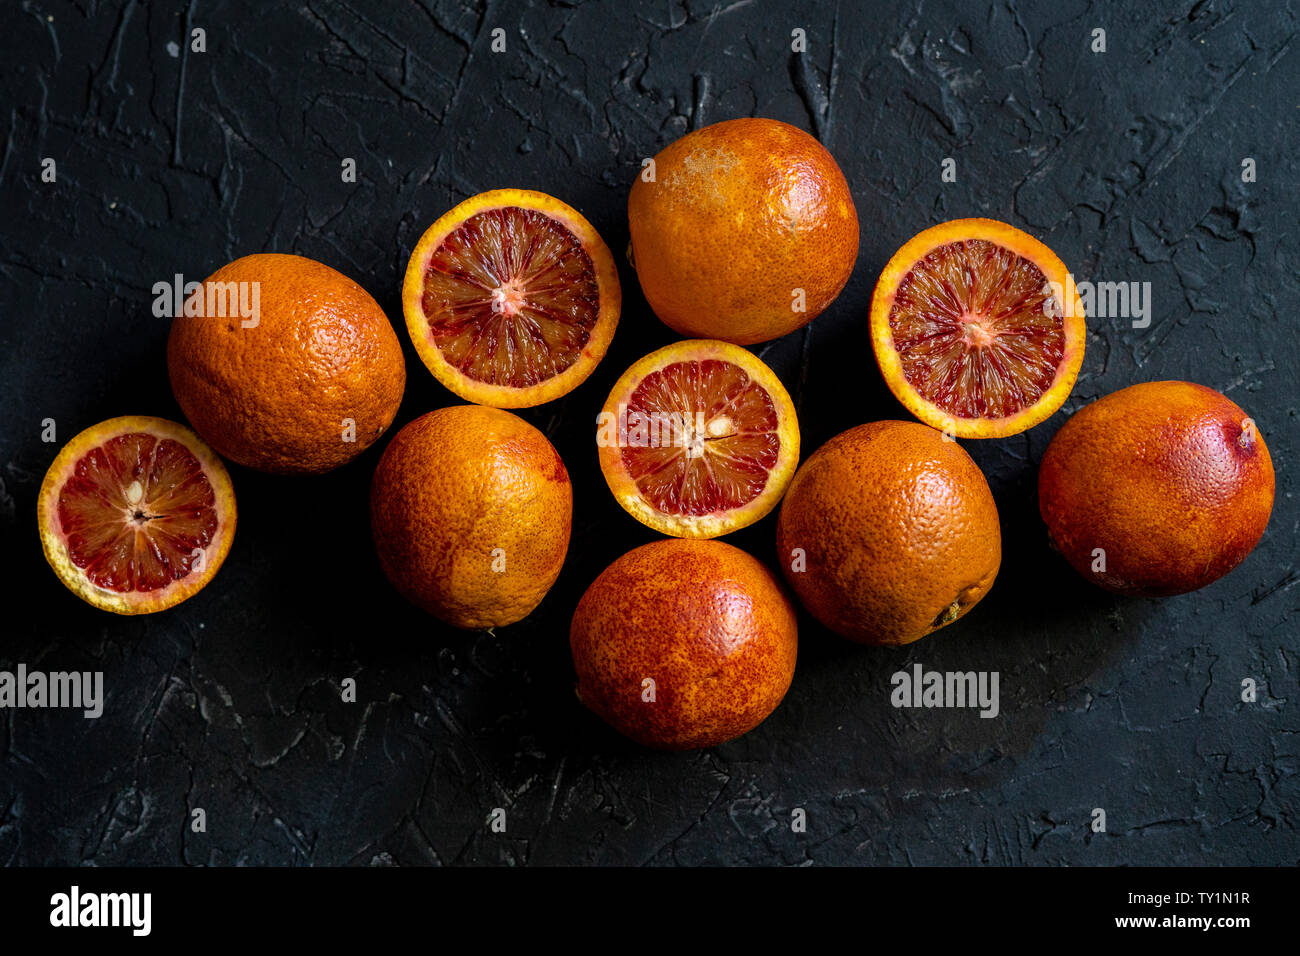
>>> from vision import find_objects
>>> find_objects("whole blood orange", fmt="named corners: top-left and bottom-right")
top-left (402, 189), bottom-right (620, 408)
top-left (596, 339), bottom-right (800, 538)
top-left (570, 539), bottom-right (798, 750)
top-left (628, 117), bottom-right (858, 345)
top-left (1038, 381), bottom-right (1274, 596)
top-left (870, 219), bottom-right (1086, 438)
top-left (37, 416), bottom-right (236, 614)
top-left (369, 404), bottom-right (572, 629)
top-left (167, 253), bottom-right (406, 474)
top-left (776, 421), bottom-right (1001, 644)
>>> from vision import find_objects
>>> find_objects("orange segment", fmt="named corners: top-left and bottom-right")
top-left (37, 416), bottom-right (237, 614)
top-left (403, 189), bottom-right (620, 408)
top-left (620, 360), bottom-right (780, 515)
top-left (870, 218), bottom-right (1085, 438)
top-left (597, 340), bottom-right (799, 538)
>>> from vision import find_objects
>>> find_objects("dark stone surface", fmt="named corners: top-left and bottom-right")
top-left (0, 0), bottom-right (1296, 866)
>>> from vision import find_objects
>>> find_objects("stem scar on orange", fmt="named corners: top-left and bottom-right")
top-left (402, 189), bottom-right (621, 408)
top-left (869, 218), bottom-right (1086, 438)
top-left (596, 339), bottom-right (800, 539)
top-left (37, 416), bottom-right (237, 614)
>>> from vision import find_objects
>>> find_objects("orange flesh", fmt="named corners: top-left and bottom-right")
top-left (420, 206), bottom-right (599, 388)
top-left (888, 239), bottom-right (1065, 420)
top-left (619, 360), bottom-right (779, 515)
top-left (57, 433), bottom-right (217, 592)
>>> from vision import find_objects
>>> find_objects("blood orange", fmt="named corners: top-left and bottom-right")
top-left (596, 340), bottom-right (800, 538)
top-left (628, 117), bottom-right (859, 345)
top-left (570, 539), bottom-right (798, 750)
top-left (776, 421), bottom-right (1001, 645)
top-left (370, 405), bottom-right (572, 629)
top-left (167, 253), bottom-right (406, 475)
top-left (1039, 381), bottom-right (1274, 596)
top-left (870, 218), bottom-right (1086, 438)
top-left (402, 189), bottom-right (621, 408)
top-left (37, 416), bottom-right (236, 614)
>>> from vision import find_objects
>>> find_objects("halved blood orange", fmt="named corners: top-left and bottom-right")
top-left (37, 416), bottom-right (236, 614)
top-left (402, 189), bottom-right (621, 408)
top-left (597, 340), bottom-right (800, 538)
top-left (870, 218), bottom-right (1086, 438)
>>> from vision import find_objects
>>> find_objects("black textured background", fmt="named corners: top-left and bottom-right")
top-left (1, 0), bottom-right (1297, 866)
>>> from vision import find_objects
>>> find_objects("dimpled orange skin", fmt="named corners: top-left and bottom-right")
top-left (570, 539), bottom-right (798, 750)
top-left (370, 405), bottom-right (572, 630)
top-left (776, 421), bottom-right (1002, 645)
top-left (167, 253), bottom-right (406, 474)
top-left (628, 117), bottom-right (859, 346)
top-left (1038, 381), bottom-right (1274, 597)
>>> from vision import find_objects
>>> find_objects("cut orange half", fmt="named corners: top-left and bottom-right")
top-left (37, 416), bottom-right (237, 614)
top-left (870, 218), bottom-right (1086, 438)
top-left (402, 188), bottom-right (621, 408)
top-left (597, 340), bottom-right (800, 538)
